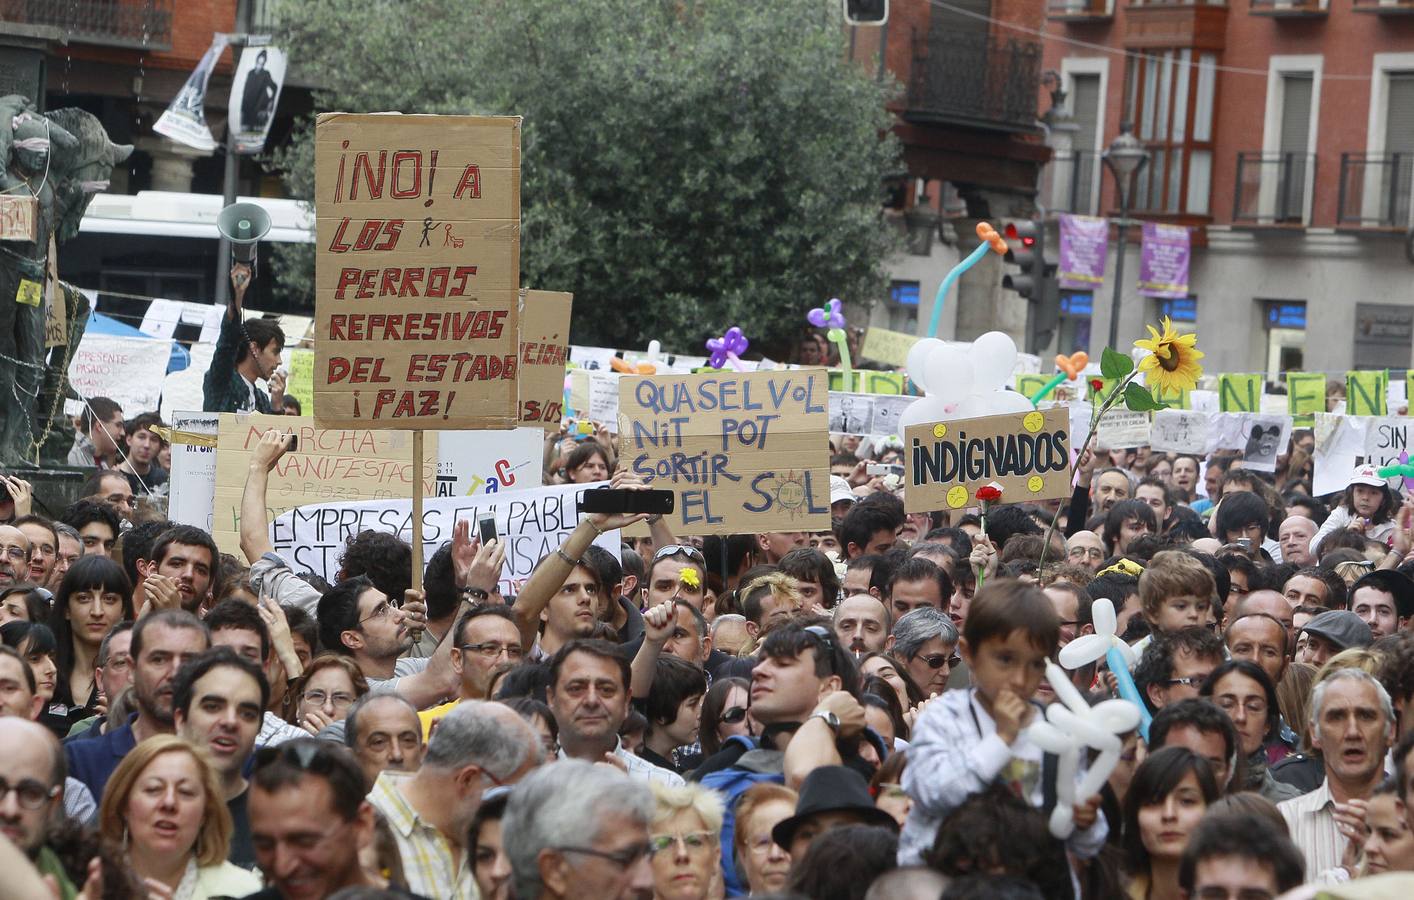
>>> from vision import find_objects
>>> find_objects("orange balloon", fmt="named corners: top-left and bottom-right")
top-left (976, 221), bottom-right (1008, 255)
top-left (1054, 351), bottom-right (1090, 379)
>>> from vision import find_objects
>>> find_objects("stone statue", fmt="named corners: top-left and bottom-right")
top-left (0, 96), bottom-right (131, 466)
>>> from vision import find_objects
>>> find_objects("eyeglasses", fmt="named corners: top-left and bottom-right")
top-left (1193, 889), bottom-right (1274, 900)
top-left (1215, 696), bottom-right (1269, 718)
top-left (1163, 676), bottom-right (1208, 688)
top-left (917, 653), bottom-right (961, 670)
top-left (458, 641), bottom-right (524, 661)
top-left (302, 690), bottom-right (357, 710)
top-left (720, 706), bottom-right (748, 725)
top-left (0, 545), bottom-right (26, 563)
top-left (802, 624), bottom-right (834, 654)
top-left (0, 777), bottom-right (59, 810)
top-left (358, 596), bottom-right (402, 625)
top-left (654, 544), bottom-right (705, 564)
top-left (1068, 547), bottom-right (1104, 560)
top-left (648, 832), bottom-right (715, 856)
top-left (553, 841), bottom-right (654, 869)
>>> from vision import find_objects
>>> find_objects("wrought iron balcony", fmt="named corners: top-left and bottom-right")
top-left (2, 0), bottom-right (173, 50)
top-left (904, 32), bottom-right (1043, 133)
top-left (1233, 152), bottom-right (1315, 225)
top-left (1249, 0), bottom-right (1327, 16)
top-left (1338, 153), bottom-right (1414, 228)
top-left (1048, 0), bottom-right (1114, 21)
top-left (1043, 150), bottom-right (1102, 215)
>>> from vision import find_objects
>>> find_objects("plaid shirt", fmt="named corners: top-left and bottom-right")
top-left (368, 770), bottom-right (480, 900)
top-left (203, 309), bottom-right (272, 414)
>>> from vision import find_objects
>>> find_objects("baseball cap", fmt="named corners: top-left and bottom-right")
top-left (1301, 609), bottom-right (1373, 650)
top-left (1350, 464), bottom-right (1387, 489)
top-left (830, 475), bottom-right (856, 507)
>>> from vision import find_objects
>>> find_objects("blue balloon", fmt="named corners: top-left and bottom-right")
top-left (1107, 644), bottom-right (1151, 743)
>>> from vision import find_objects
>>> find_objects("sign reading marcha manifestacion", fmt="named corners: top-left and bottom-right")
top-left (618, 371), bottom-right (831, 534)
top-left (904, 407), bottom-right (1073, 513)
top-left (314, 113), bottom-right (521, 430)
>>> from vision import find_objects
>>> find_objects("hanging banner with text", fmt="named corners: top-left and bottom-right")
top-left (1058, 213), bottom-right (1108, 290)
top-left (904, 407), bottom-right (1073, 513)
top-left (68, 333), bottom-right (172, 416)
top-left (313, 113), bottom-right (521, 429)
top-left (1138, 222), bottom-right (1190, 299)
top-left (518, 290), bottom-right (572, 429)
top-left (269, 481), bottom-right (619, 596)
top-left (617, 370), bottom-right (831, 534)
top-left (212, 413), bottom-right (439, 557)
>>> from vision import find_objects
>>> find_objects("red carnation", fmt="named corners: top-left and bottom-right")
top-left (1089, 378), bottom-right (1104, 392)
top-left (976, 485), bottom-right (1003, 502)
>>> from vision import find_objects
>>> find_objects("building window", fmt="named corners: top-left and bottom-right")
top-left (890, 282), bottom-right (920, 306)
top-left (1157, 295), bottom-right (1198, 322)
top-left (1059, 291), bottom-right (1093, 353)
top-left (1262, 299), bottom-right (1307, 329)
top-left (887, 281), bottom-right (920, 333)
top-left (1125, 50), bottom-right (1217, 216)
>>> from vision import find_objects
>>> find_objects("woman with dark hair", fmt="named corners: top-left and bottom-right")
top-left (563, 441), bottom-right (611, 484)
top-left (697, 676), bottom-right (751, 759)
top-left (0, 620), bottom-right (61, 734)
top-left (469, 789), bottom-right (512, 900)
top-left (858, 651), bottom-right (925, 709)
top-left (1199, 659), bottom-right (1297, 802)
top-left (1122, 747), bottom-right (1219, 900)
top-left (45, 555), bottom-right (132, 736)
top-left (0, 584), bottom-right (49, 625)
top-left (861, 674), bottom-right (909, 746)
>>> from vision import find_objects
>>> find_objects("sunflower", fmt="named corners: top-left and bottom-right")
top-left (1134, 316), bottom-right (1204, 393)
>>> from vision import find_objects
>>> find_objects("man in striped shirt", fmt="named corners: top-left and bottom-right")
top-left (1278, 668), bottom-right (1395, 877)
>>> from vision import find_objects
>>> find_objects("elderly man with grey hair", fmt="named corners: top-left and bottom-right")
top-left (1277, 667), bottom-right (1396, 878)
top-left (889, 607), bottom-right (959, 699)
top-left (339, 691), bottom-right (425, 786)
top-left (367, 700), bottom-right (543, 900)
top-left (504, 758), bottom-right (655, 900)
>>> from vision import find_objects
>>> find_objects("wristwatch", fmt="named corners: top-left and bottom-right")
top-left (459, 586), bottom-right (489, 601)
top-left (809, 709), bottom-right (841, 734)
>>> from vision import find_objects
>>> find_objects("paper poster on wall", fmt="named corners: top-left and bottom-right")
top-left (269, 481), bottom-right (619, 596)
top-left (617, 370), bottom-right (831, 534)
top-left (313, 113), bottom-right (521, 429)
top-left (904, 407), bottom-right (1073, 513)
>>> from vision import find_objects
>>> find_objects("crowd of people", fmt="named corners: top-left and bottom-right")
top-left (5, 339), bottom-right (1414, 900)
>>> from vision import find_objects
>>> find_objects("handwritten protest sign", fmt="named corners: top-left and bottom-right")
top-left (1093, 410), bottom-right (1152, 450)
top-left (1347, 371), bottom-right (1388, 417)
top-left (1149, 409), bottom-right (1209, 455)
top-left (518, 290), bottom-right (572, 429)
top-left (212, 414), bottom-right (439, 556)
top-left (860, 327), bottom-right (917, 367)
top-left (270, 481), bottom-right (619, 595)
top-left (904, 407), bottom-right (1073, 512)
top-left (570, 370), bottom-right (620, 429)
top-left (618, 371), bottom-right (830, 534)
top-left (1218, 374), bottom-right (1263, 413)
top-left (313, 113), bottom-right (521, 429)
top-left (45, 237), bottom-right (65, 348)
top-left (168, 412), bottom-right (221, 532)
top-left (285, 349), bottom-right (315, 415)
top-left (68, 333), bottom-right (171, 416)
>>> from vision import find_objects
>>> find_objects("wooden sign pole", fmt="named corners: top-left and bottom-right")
top-left (411, 430), bottom-right (424, 593)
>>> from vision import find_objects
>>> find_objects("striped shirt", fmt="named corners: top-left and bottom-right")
top-left (1278, 780), bottom-right (1344, 877)
top-left (367, 770), bottom-right (480, 900)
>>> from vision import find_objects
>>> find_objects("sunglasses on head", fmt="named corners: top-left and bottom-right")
top-left (654, 544), bottom-right (705, 564)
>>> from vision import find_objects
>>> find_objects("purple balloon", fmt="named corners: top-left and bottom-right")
top-left (807, 298), bottom-right (845, 329)
top-left (706, 326), bottom-right (750, 369)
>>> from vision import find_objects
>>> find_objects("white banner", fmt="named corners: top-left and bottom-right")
top-left (68, 333), bottom-right (172, 417)
top-left (269, 481), bottom-right (620, 596)
top-left (153, 34), bottom-right (229, 152)
top-left (167, 411), bottom-right (220, 532)
top-left (229, 42), bottom-right (286, 154)
top-left (435, 428), bottom-right (544, 497)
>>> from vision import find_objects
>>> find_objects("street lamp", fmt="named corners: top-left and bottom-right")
top-left (1102, 125), bottom-right (1149, 350)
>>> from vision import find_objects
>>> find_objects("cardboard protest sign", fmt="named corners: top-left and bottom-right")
top-left (1347, 371), bottom-right (1388, 417)
top-left (618, 370), bottom-right (830, 534)
top-left (860, 327), bottom-right (917, 367)
top-left (285, 349), bottom-right (315, 416)
top-left (1218, 374), bottom-right (1263, 412)
top-left (269, 481), bottom-right (619, 596)
top-left (1287, 373), bottom-right (1325, 417)
top-left (44, 237), bottom-right (65, 348)
top-left (518, 290), bottom-right (572, 429)
top-left (212, 414), bottom-right (439, 556)
top-left (68, 333), bottom-right (171, 416)
top-left (904, 407), bottom-right (1073, 513)
top-left (314, 113), bottom-right (521, 429)
top-left (167, 412), bottom-right (220, 532)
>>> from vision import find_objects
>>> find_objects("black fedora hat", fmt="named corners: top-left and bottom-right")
top-left (771, 765), bottom-right (899, 849)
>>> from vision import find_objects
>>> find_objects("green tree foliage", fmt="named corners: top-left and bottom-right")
top-left (271, 0), bottom-right (901, 356)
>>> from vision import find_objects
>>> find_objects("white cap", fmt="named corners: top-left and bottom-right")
top-left (830, 475), bottom-right (857, 507)
top-left (1350, 464), bottom-right (1387, 488)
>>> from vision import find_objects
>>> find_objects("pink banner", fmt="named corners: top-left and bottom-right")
top-left (1138, 222), bottom-right (1190, 299)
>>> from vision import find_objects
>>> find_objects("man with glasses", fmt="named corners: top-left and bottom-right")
top-left (246, 739), bottom-right (382, 899)
top-left (0, 717), bottom-right (75, 891)
top-left (1177, 811), bottom-right (1305, 900)
top-left (1134, 626), bottom-right (1225, 715)
top-left (1065, 530), bottom-right (1106, 573)
top-left (11, 516), bottom-right (56, 587)
top-left (0, 524), bottom-right (29, 586)
top-left (172, 646), bottom-right (269, 868)
top-left (503, 758), bottom-right (656, 900)
top-left (888, 608), bottom-right (958, 699)
top-left (0, 646), bottom-right (97, 825)
top-left (343, 693), bottom-right (426, 787)
top-left (419, 606), bottom-right (523, 737)
top-left (66, 608), bottom-right (210, 799)
top-left (368, 700), bottom-right (542, 899)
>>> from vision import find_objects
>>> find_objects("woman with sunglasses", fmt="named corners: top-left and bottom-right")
top-left (698, 677), bottom-right (752, 759)
top-left (648, 781), bottom-right (724, 900)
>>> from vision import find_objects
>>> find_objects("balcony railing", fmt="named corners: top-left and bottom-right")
top-left (1250, 0), bottom-right (1327, 14)
top-left (1353, 0), bottom-right (1414, 14)
top-left (1043, 150), bottom-right (1102, 215)
top-left (1233, 152), bottom-right (1315, 224)
top-left (904, 32), bottom-right (1042, 133)
top-left (1, 0), bottom-right (173, 50)
top-left (1048, 0), bottom-right (1114, 20)
top-left (1338, 154), bottom-right (1414, 228)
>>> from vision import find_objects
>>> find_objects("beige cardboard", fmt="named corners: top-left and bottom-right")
top-left (860, 326), bottom-right (918, 368)
top-left (617, 370), bottom-right (830, 535)
top-left (0, 195), bottom-right (37, 241)
top-left (518, 290), bottom-right (572, 429)
top-left (212, 413), bottom-right (438, 557)
top-left (903, 407), bottom-right (1073, 513)
top-left (44, 236), bottom-right (65, 347)
top-left (314, 113), bottom-right (521, 429)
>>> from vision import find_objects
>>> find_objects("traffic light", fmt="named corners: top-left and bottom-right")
top-left (844, 0), bottom-right (888, 25)
top-left (1001, 220), bottom-right (1043, 302)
